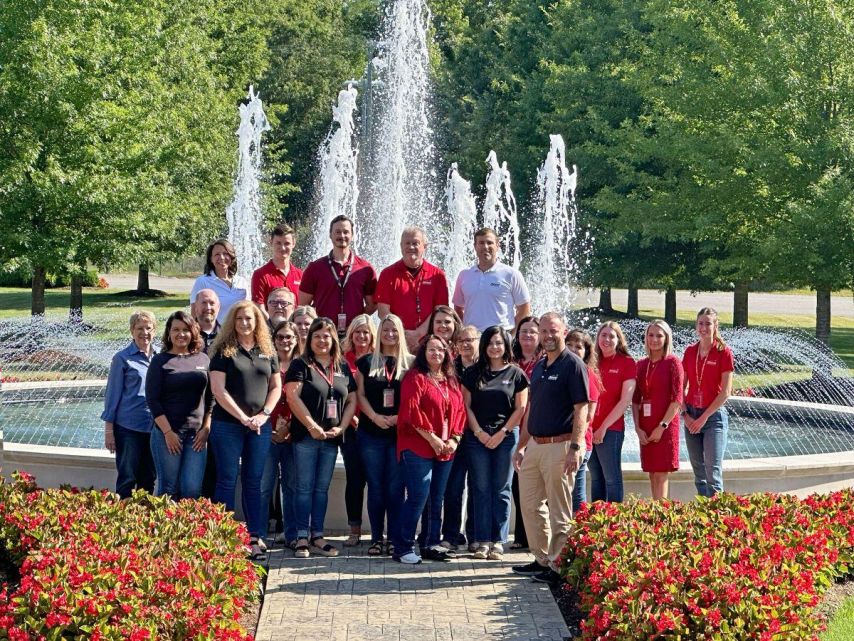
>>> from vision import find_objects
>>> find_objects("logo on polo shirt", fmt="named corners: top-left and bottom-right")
top-left (195, 366), bottom-right (207, 371)
top-left (423, 280), bottom-right (432, 285)
top-left (502, 380), bottom-right (512, 385)
top-left (548, 375), bottom-right (559, 381)
top-left (294, 280), bottom-right (301, 286)
top-left (708, 360), bottom-right (717, 366)
top-left (259, 354), bottom-right (271, 360)
top-left (608, 369), bottom-right (619, 374)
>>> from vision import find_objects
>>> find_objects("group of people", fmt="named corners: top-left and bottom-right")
top-left (102, 217), bottom-right (733, 582)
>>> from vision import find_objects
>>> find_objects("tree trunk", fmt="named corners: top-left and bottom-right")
top-left (31, 266), bottom-right (46, 316)
top-left (598, 287), bottom-right (613, 313)
top-left (69, 273), bottom-right (83, 323)
top-left (664, 287), bottom-right (677, 325)
top-left (627, 286), bottom-right (639, 317)
top-left (733, 281), bottom-right (749, 328)
top-left (137, 264), bottom-right (150, 292)
top-left (816, 287), bottom-right (831, 345)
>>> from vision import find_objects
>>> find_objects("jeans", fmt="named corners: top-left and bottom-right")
top-left (466, 430), bottom-right (518, 544)
top-left (684, 406), bottom-right (728, 497)
top-left (439, 443), bottom-right (474, 545)
top-left (340, 429), bottom-right (366, 527)
top-left (358, 430), bottom-right (404, 543)
top-left (150, 429), bottom-right (207, 500)
top-left (293, 438), bottom-right (339, 539)
top-left (395, 450), bottom-right (453, 557)
top-left (588, 429), bottom-right (625, 502)
top-left (209, 418), bottom-right (272, 538)
top-left (572, 449), bottom-right (592, 512)
top-left (114, 424), bottom-right (155, 499)
top-left (260, 441), bottom-right (297, 541)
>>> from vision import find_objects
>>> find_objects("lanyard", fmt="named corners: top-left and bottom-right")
top-left (643, 358), bottom-right (660, 401)
top-left (411, 266), bottom-right (426, 323)
top-left (327, 252), bottom-right (355, 314)
top-left (312, 361), bottom-right (336, 396)
top-left (384, 358), bottom-right (396, 386)
top-left (694, 343), bottom-right (711, 391)
top-left (429, 374), bottom-right (450, 402)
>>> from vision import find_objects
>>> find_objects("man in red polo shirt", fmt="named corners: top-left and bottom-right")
top-left (298, 215), bottom-right (377, 335)
top-left (376, 226), bottom-right (449, 350)
top-left (251, 223), bottom-right (303, 310)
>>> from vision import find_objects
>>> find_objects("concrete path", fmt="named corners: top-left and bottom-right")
top-left (255, 540), bottom-right (570, 641)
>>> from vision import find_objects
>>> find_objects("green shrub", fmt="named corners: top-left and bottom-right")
top-left (0, 267), bottom-right (100, 288)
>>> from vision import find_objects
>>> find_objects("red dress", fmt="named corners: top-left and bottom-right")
top-left (633, 355), bottom-right (684, 472)
top-left (397, 369), bottom-right (466, 462)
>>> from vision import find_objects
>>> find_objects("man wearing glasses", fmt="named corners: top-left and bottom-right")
top-left (265, 288), bottom-right (296, 330)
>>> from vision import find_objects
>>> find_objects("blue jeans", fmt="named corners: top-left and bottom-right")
top-left (395, 450), bottom-right (453, 557)
top-left (150, 429), bottom-right (207, 500)
top-left (293, 438), bottom-right (339, 539)
top-left (684, 406), bottom-right (728, 497)
top-left (260, 441), bottom-right (297, 541)
top-left (114, 424), bottom-right (155, 499)
top-left (439, 443), bottom-right (474, 544)
top-left (466, 430), bottom-right (518, 544)
top-left (588, 429), bottom-right (625, 503)
top-left (358, 430), bottom-right (404, 543)
top-left (572, 449), bottom-right (592, 512)
top-left (209, 418), bottom-right (272, 538)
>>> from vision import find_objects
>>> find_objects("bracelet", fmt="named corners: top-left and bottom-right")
top-left (451, 435), bottom-right (462, 444)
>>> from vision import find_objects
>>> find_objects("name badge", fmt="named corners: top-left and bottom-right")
top-left (383, 389), bottom-right (395, 408)
top-left (441, 419), bottom-right (449, 441)
top-left (642, 403), bottom-right (652, 417)
top-left (326, 399), bottom-right (339, 421)
top-left (692, 393), bottom-right (704, 408)
top-left (337, 313), bottom-right (347, 332)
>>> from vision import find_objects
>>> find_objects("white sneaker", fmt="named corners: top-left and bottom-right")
top-left (397, 552), bottom-right (423, 564)
top-left (473, 544), bottom-right (490, 559)
top-left (488, 543), bottom-right (504, 560)
top-left (257, 538), bottom-right (268, 552)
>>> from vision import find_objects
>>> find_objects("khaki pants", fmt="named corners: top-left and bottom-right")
top-left (518, 439), bottom-right (574, 569)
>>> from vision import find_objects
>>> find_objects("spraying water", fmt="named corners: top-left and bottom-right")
top-left (312, 86), bottom-right (360, 258)
top-left (226, 86), bottom-right (270, 281)
top-left (482, 151), bottom-right (522, 270)
top-left (444, 163), bottom-right (478, 294)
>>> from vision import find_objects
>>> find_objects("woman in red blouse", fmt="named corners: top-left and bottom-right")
top-left (394, 335), bottom-right (466, 564)
top-left (682, 307), bottom-right (734, 496)
top-left (632, 320), bottom-right (684, 500)
top-left (566, 329), bottom-right (601, 511)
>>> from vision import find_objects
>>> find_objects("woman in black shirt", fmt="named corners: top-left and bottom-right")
top-left (355, 314), bottom-right (413, 555)
top-left (462, 326), bottom-right (529, 561)
top-left (146, 311), bottom-right (211, 500)
top-left (285, 317), bottom-right (357, 558)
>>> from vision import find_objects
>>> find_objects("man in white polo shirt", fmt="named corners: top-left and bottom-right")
top-left (452, 227), bottom-right (531, 332)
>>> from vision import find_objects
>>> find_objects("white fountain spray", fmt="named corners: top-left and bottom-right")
top-left (226, 85), bottom-right (270, 281)
top-left (482, 151), bottom-right (522, 270)
top-left (445, 163), bottom-right (478, 295)
top-left (361, 0), bottom-right (438, 269)
top-left (312, 85), bottom-right (360, 258)
top-left (527, 134), bottom-right (581, 316)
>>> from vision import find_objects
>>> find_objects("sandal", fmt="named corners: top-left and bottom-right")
top-left (248, 538), bottom-right (267, 562)
top-left (294, 538), bottom-right (310, 558)
top-left (384, 542), bottom-right (394, 557)
top-left (310, 536), bottom-right (339, 557)
top-left (509, 541), bottom-right (526, 550)
top-left (367, 540), bottom-right (383, 556)
top-left (344, 532), bottom-right (361, 547)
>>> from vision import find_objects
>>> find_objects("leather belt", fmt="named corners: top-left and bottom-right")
top-left (531, 433), bottom-right (573, 445)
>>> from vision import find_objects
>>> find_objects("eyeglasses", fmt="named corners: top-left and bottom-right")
top-left (456, 338), bottom-right (477, 344)
top-left (275, 334), bottom-right (295, 342)
top-left (519, 329), bottom-right (539, 336)
top-left (269, 300), bottom-right (294, 308)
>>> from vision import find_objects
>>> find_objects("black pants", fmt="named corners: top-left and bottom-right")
top-left (511, 471), bottom-right (527, 546)
top-left (340, 429), bottom-right (366, 527)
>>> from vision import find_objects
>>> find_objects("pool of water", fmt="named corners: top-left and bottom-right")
top-left (1, 399), bottom-right (852, 460)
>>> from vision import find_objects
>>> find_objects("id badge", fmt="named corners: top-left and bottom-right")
top-left (692, 393), bottom-right (704, 408)
top-left (337, 313), bottom-right (347, 332)
top-left (326, 399), bottom-right (339, 421)
top-left (382, 388), bottom-right (395, 408)
top-left (642, 402), bottom-right (652, 417)
top-left (441, 419), bottom-right (449, 441)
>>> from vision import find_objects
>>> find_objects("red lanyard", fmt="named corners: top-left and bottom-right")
top-left (694, 343), bottom-right (710, 391)
top-left (384, 359), bottom-right (396, 386)
top-left (327, 252), bottom-right (355, 314)
top-left (643, 359), bottom-right (660, 400)
top-left (312, 361), bottom-right (336, 395)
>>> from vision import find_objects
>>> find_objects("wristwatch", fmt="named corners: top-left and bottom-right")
top-left (659, 421), bottom-right (669, 430)
top-left (569, 442), bottom-right (581, 451)
top-left (262, 408), bottom-right (272, 416)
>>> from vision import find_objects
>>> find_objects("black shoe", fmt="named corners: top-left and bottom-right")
top-left (512, 561), bottom-right (547, 576)
top-left (421, 547), bottom-right (453, 562)
top-left (532, 569), bottom-right (561, 585)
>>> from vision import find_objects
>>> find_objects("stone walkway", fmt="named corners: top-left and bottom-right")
top-left (255, 540), bottom-right (571, 641)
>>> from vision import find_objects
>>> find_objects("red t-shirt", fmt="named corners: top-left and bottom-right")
top-left (299, 253), bottom-right (377, 328)
top-left (374, 260), bottom-right (449, 330)
top-left (592, 353), bottom-right (636, 432)
top-left (585, 366), bottom-right (603, 451)
top-left (682, 343), bottom-right (735, 409)
top-left (632, 355), bottom-right (684, 432)
top-left (269, 369), bottom-right (292, 440)
top-left (251, 260), bottom-right (303, 307)
top-left (397, 369), bottom-right (466, 462)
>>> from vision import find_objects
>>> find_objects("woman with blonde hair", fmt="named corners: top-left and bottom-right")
top-left (339, 314), bottom-right (375, 546)
top-left (588, 321), bottom-right (636, 503)
top-left (209, 301), bottom-right (281, 561)
top-left (631, 320), bottom-right (683, 500)
top-left (291, 305), bottom-right (318, 353)
top-left (356, 314), bottom-right (413, 555)
top-left (682, 307), bottom-right (734, 496)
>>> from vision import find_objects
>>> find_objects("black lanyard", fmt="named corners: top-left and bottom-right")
top-left (327, 252), bottom-right (355, 314)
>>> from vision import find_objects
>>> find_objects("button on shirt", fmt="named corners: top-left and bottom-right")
top-left (101, 342), bottom-right (154, 432)
top-left (526, 349), bottom-right (589, 438)
top-left (451, 261), bottom-right (530, 331)
top-left (374, 259), bottom-right (449, 330)
top-left (190, 273), bottom-right (250, 323)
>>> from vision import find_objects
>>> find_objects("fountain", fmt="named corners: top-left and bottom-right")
top-left (482, 151), bottom-right (522, 271)
top-left (444, 163), bottom-right (478, 298)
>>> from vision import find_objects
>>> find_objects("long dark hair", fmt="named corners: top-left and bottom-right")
top-left (161, 311), bottom-right (203, 354)
top-left (203, 239), bottom-right (238, 278)
top-left (413, 334), bottom-right (457, 381)
top-left (475, 326), bottom-right (512, 389)
top-left (302, 317), bottom-right (343, 370)
top-left (567, 328), bottom-right (598, 370)
top-left (427, 305), bottom-right (462, 344)
top-left (511, 315), bottom-right (541, 362)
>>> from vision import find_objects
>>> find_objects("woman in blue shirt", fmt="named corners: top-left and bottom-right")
top-left (102, 310), bottom-right (157, 499)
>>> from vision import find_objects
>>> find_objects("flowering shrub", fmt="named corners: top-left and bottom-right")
top-left (560, 491), bottom-right (854, 640)
top-left (0, 472), bottom-right (261, 640)
top-left (98, 277), bottom-right (110, 289)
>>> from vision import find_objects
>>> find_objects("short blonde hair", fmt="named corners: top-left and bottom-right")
top-left (342, 314), bottom-right (376, 354)
top-left (129, 310), bottom-right (156, 331)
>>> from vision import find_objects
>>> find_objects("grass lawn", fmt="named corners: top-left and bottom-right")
top-left (0, 287), bottom-right (188, 321)
top-left (823, 597), bottom-right (854, 641)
